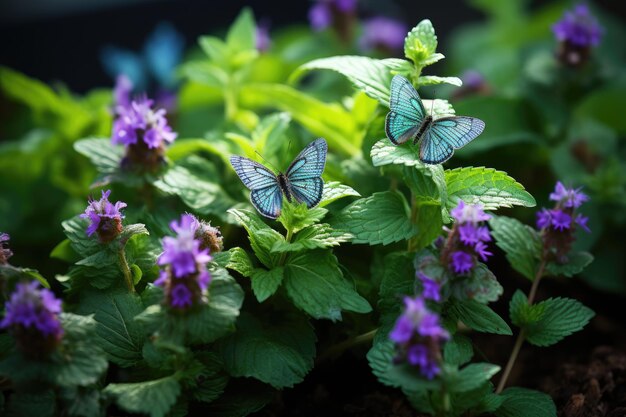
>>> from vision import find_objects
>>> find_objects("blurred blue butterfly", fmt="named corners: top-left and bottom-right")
top-left (100, 22), bottom-right (184, 91)
top-left (230, 139), bottom-right (328, 219)
top-left (385, 75), bottom-right (485, 164)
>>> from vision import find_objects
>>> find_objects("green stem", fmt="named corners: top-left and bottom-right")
top-left (224, 79), bottom-right (238, 122)
top-left (118, 247), bottom-right (135, 293)
top-left (495, 258), bottom-right (547, 393)
top-left (316, 329), bottom-right (377, 363)
top-left (278, 228), bottom-right (294, 267)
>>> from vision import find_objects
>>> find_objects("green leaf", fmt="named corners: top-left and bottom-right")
top-left (417, 75), bottom-right (462, 86)
top-left (404, 20), bottom-right (440, 68)
top-left (226, 8), bottom-right (256, 53)
top-left (228, 208), bottom-right (284, 268)
top-left (76, 289), bottom-right (145, 367)
top-left (199, 36), bottom-right (228, 62)
top-left (524, 297), bottom-right (594, 347)
top-left (50, 238), bottom-right (80, 263)
top-left (546, 251), bottom-right (594, 277)
top-left (221, 247), bottom-right (254, 278)
top-left (450, 263), bottom-right (503, 304)
top-left (250, 267), bottom-right (284, 302)
top-left (216, 313), bottom-right (315, 389)
top-left (291, 56), bottom-right (412, 106)
top-left (443, 334), bottom-right (473, 366)
top-left (509, 290), bottom-right (543, 329)
top-left (319, 181), bottom-right (361, 207)
top-left (377, 252), bottom-right (415, 338)
top-left (284, 250), bottom-right (371, 320)
top-left (278, 201), bottom-right (328, 234)
top-left (330, 191), bottom-right (418, 246)
top-left (404, 165), bottom-right (446, 250)
top-left (202, 379), bottom-right (275, 417)
top-left (239, 83), bottom-right (359, 156)
top-left (271, 223), bottom-right (353, 253)
top-left (448, 299), bottom-right (512, 335)
top-left (105, 376), bottom-right (181, 417)
top-left (370, 138), bottom-right (431, 168)
top-left (153, 157), bottom-right (236, 219)
top-left (367, 340), bottom-right (440, 390)
top-left (489, 216), bottom-right (542, 281)
top-left (448, 363), bottom-right (500, 393)
top-left (445, 167), bottom-right (536, 210)
top-left (74, 138), bottom-right (123, 175)
top-left (495, 387), bottom-right (556, 417)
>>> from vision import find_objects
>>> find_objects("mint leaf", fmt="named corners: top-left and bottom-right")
top-left (404, 20), bottom-right (440, 68)
top-left (445, 167), bottom-right (536, 210)
top-left (228, 208), bottom-right (284, 268)
top-left (508, 290), bottom-right (543, 328)
top-left (489, 216), bottom-right (542, 281)
top-left (203, 379), bottom-right (275, 417)
top-left (443, 334), bottom-right (473, 366)
top-left (219, 247), bottom-right (254, 278)
top-left (271, 223), bottom-right (353, 253)
top-left (377, 252), bottom-right (415, 338)
top-left (331, 191), bottom-right (418, 246)
top-left (319, 181), bottom-right (361, 207)
top-left (105, 376), bottom-right (181, 417)
top-left (448, 363), bottom-right (500, 393)
top-left (250, 267), bottom-right (284, 302)
top-left (546, 251), bottom-right (593, 277)
top-left (278, 201), bottom-right (327, 234)
top-left (74, 138), bottom-right (122, 176)
top-left (448, 299), bottom-right (512, 335)
top-left (291, 56), bottom-right (412, 106)
top-left (284, 250), bottom-right (371, 320)
top-left (418, 75), bottom-right (462, 86)
top-left (495, 387), bottom-right (556, 417)
top-left (216, 314), bottom-right (315, 388)
top-left (372, 138), bottom-right (441, 168)
top-left (525, 297), bottom-right (594, 347)
top-left (225, 8), bottom-right (256, 53)
top-left (450, 263), bottom-right (503, 304)
top-left (76, 289), bottom-right (145, 367)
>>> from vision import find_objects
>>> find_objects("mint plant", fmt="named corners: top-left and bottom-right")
top-left (0, 4), bottom-right (610, 417)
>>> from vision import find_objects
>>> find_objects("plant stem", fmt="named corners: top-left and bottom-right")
top-left (118, 247), bottom-right (135, 293)
top-left (278, 228), bottom-right (293, 267)
top-left (316, 329), bottom-right (377, 363)
top-left (496, 258), bottom-right (547, 393)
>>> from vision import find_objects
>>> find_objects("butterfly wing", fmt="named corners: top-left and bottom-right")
top-left (419, 116), bottom-right (485, 164)
top-left (285, 138), bottom-right (327, 208)
top-left (229, 156), bottom-right (283, 219)
top-left (385, 75), bottom-right (426, 145)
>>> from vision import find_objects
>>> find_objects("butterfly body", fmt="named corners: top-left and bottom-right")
top-left (385, 75), bottom-right (485, 164)
top-left (230, 139), bottom-right (327, 219)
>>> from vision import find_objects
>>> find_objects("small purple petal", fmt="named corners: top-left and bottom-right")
top-left (451, 251), bottom-right (473, 274)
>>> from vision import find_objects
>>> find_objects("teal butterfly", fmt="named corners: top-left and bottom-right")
top-left (230, 139), bottom-right (327, 219)
top-left (385, 75), bottom-right (485, 164)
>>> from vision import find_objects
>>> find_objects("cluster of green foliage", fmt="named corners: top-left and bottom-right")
top-left (0, 2), bottom-right (623, 416)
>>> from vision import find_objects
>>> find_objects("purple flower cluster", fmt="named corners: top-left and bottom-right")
top-left (156, 214), bottom-right (212, 310)
top-left (1, 281), bottom-right (63, 356)
top-left (256, 20), bottom-right (272, 52)
top-left (81, 190), bottom-right (127, 243)
top-left (553, 4), bottom-right (602, 48)
top-left (552, 4), bottom-right (603, 67)
top-left (0, 232), bottom-right (13, 265)
top-left (444, 201), bottom-right (493, 274)
top-left (359, 17), bottom-right (407, 53)
top-left (537, 182), bottom-right (590, 262)
top-left (112, 88), bottom-right (176, 171)
top-left (389, 296), bottom-right (449, 379)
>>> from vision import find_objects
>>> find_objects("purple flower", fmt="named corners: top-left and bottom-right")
top-left (551, 210), bottom-right (572, 231)
top-left (549, 181), bottom-right (589, 209)
top-left (113, 96), bottom-right (177, 149)
top-left (417, 272), bottom-right (441, 302)
top-left (536, 208), bottom-right (552, 229)
top-left (451, 251), bottom-right (473, 274)
top-left (552, 4), bottom-right (602, 47)
top-left (390, 295), bottom-right (449, 379)
top-left (256, 20), bottom-right (271, 52)
top-left (114, 75), bottom-right (133, 109)
top-left (359, 17), bottom-right (407, 52)
top-left (451, 201), bottom-right (491, 225)
top-left (474, 241), bottom-right (492, 261)
top-left (575, 214), bottom-right (590, 232)
top-left (1, 282), bottom-right (63, 355)
top-left (157, 214), bottom-right (213, 310)
top-left (308, 0), bottom-right (357, 31)
top-left (80, 190), bottom-right (126, 242)
top-left (0, 233), bottom-right (13, 265)
top-left (462, 70), bottom-right (485, 89)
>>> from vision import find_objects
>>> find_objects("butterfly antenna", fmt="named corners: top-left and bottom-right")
top-left (254, 150), bottom-right (280, 173)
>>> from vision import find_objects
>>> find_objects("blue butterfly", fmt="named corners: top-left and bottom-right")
top-left (385, 75), bottom-right (485, 164)
top-left (230, 139), bottom-right (328, 219)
